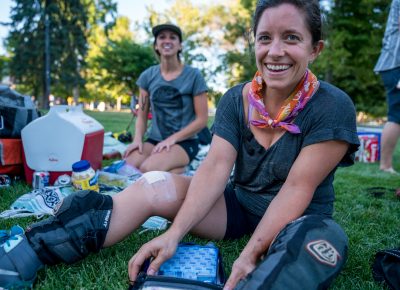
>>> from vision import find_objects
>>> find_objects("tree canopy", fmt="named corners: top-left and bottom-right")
top-left (5, 0), bottom-right (117, 108)
top-left (1, 0), bottom-right (393, 115)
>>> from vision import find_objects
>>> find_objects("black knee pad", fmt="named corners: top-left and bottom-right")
top-left (236, 215), bottom-right (348, 290)
top-left (26, 190), bottom-right (113, 265)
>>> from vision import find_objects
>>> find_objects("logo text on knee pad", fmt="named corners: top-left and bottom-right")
top-left (306, 240), bottom-right (341, 267)
top-left (103, 210), bottom-right (111, 228)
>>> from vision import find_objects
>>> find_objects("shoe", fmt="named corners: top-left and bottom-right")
top-left (0, 226), bottom-right (43, 289)
top-left (380, 167), bottom-right (399, 174)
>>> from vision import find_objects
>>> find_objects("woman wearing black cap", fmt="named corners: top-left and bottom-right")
top-left (123, 23), bottom-right (209, 174)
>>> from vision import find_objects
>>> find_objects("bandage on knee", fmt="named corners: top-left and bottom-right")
top-left (138, 171), bottom-right (177, 203)
top-left (26, 190), bottom-right (113, 265)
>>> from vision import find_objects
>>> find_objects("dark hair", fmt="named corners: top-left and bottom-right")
top-left (252, 0), bottom-right (322, 45)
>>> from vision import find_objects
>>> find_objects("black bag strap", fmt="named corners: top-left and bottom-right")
top-left (372, 248), bottom-right (400, 290)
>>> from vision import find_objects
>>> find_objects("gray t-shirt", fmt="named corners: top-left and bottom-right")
top-left (212, 81), bottom-right (360, 218)
top-left (374, 0), bottom-right (400, 72)
top-left (136, 64), bottom-right (208, 141)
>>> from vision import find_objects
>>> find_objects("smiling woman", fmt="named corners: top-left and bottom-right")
top-left (253, 3), bottom-right (323, 101)
top-left (122, 23), bottom-right (209, 174)
top-left (0, 1), bottom-right (360, 290)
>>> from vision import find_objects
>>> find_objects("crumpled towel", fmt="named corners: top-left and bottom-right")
top-left (0, 186), bottom-right (75, 219)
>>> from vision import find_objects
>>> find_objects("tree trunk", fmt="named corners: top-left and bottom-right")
top-left (116, 96), bottom-right (122, 111)
top-left (73, 86), bottom-right (79, 105)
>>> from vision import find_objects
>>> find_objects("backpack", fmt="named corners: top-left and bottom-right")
top-left (0, 86), bottom-right (39, 176)
top-left (372, 248), bottom-right (400, 290)
top-left (0, 85), bottom-right (39, 138)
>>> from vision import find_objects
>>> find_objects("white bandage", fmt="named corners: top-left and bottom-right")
top-left (138, 171), bottom-right (177, 203)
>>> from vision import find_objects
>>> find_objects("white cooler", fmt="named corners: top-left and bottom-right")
top-left (22, 105), bottom-right (104, 185)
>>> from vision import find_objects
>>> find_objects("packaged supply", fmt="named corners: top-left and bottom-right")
top-left (54, 174), bottom-right (72, 186)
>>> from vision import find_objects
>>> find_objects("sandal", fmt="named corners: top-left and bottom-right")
top-left (380, 168), bottom-right (399, 175)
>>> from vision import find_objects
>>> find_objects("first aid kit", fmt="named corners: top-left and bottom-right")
top-left (129, 243), bottom-right (225, 290)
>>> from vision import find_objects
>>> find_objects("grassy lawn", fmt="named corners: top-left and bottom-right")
top-left (1, 110), bottom-right (399, 289)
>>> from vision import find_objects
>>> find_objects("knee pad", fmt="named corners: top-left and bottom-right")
top-left (236, 215), bottom-right (348, 290)
top-left (0, 226), bottom-right (43, 289)
top-left (26, 190), bottom-right (113, 265)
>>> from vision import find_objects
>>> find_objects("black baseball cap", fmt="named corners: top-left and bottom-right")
top-left (152, 23), bottom-right (182, 42)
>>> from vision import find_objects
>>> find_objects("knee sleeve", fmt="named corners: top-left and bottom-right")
top-left (25, 190), bottom-right (113, 265)
top-left (236, 215), bottom-right (348, 290)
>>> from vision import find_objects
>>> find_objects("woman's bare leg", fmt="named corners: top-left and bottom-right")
top-left (124, 143), bottom-right (154, 169)
top-left (139, 145), bottom-right (190, 173)
top-left (103, 172), bottom-right (227, 246)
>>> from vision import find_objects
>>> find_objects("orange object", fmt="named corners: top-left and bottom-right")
top-left (0, 138), bottom-right (24, 175)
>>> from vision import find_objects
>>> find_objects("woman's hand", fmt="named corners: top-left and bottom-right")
top-left (128, 232), bottom-right (179, 283)
top-left (152, 136), bottom-right (177, 153)
top-left (123, 140), bottom-right (143, 158)
top-left (223, 253), bottom-right (258, 290)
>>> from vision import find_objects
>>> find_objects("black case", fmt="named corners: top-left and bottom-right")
top-left (129, 243), bottom-right (225, 290)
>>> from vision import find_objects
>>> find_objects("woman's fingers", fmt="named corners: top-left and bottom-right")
top-left (127, 235), bottom-right (178, 283)
top-left (124, 143), bottom-right (138, 158)
top-left (146, 251), bottom-right (171, 275)
top-left (223, 257), bottom-right (256, 290)
top-left (128, 247), bottom-right (152, 282)
top-left (223, 267), bottom-right (246, 290)
top-left (152, 142), bottom-right (172, 154)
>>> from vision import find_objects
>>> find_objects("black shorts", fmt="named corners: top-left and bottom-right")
top-left (223, 182), bottom-right (261, 239)
top-left (146, 138), bottom-right (200, 162)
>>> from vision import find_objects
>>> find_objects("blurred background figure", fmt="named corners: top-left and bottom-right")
top-left (123, 23), bottom-right (208, 174)
top-left (374, 0), bottom-right (400, 174)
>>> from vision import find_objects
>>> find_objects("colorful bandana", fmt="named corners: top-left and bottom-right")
top-left (248, 69), bottom-right (319, 134)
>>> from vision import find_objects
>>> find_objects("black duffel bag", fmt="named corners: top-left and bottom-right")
top-left (0, 85), bottom-right (39, 138)
top-left (372, 248), bottom-right (400, 290)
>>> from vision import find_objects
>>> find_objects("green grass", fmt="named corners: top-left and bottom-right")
top-left (1, 111), bottom-right (399, 289)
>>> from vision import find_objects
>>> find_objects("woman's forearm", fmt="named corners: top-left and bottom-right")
top-left (168, 137), bottom-right (236, 239)
top-left (133, 90), bottom-right (150, 141)
top-left (169, 116), bottom-right (207, 143)
top-left (240, 185), bottom-right (313, 262)
top-left (133, 113), bottom-right (147, 142)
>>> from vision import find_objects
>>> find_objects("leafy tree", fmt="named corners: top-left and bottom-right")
top-left (217, 0), bottom-right (256, 87)
top-left (141, 0), bottom-right (252, 98)
top-left (5, 0), bottom-right (116, 109)
top-left (83, 16), bottom-right (156, 108)
top-left (91, 39), bottom-right (157, 101)
top-left (218, 0), bottom-right (391, 117)
top-left (0, 55), bottom-right (10, 83)
top-left (312, 0), bottom-right (390, 115)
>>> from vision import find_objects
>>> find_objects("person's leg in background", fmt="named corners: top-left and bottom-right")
top-left (380, 122), bottom-right (400, 173)
top-left (380, 67), bottom-right (400, 173)
top-left (138, 139), bottom-right (199, 174)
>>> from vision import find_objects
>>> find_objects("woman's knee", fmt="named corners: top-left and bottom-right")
top-left (138, 160), bottom-right (156, 173)
top-left (135, 171), bottom-right (184, 211)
